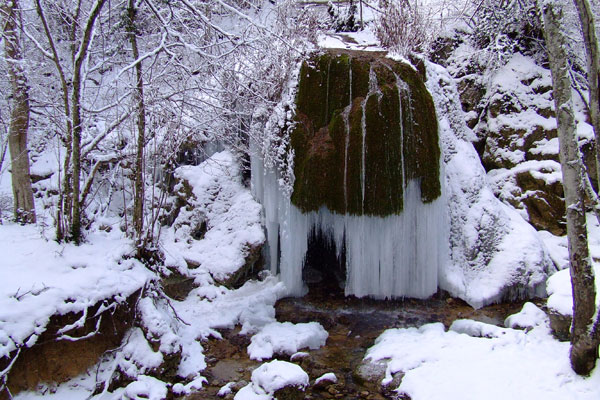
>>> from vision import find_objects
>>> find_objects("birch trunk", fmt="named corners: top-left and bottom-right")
top-left (1, 0), bottom-right (36, 224)
top-left (543, 0), bottom-right (599, 376)
top-left (128, 0), bottom-right (146, 244)
top-left (572, 0), bottom-right (600, 190)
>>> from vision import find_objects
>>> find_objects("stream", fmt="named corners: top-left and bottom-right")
top-left (187, 286), bottom-right (534, 399)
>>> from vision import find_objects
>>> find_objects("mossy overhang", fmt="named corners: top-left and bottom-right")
top-left (291, 51), bottom-right (441, 216)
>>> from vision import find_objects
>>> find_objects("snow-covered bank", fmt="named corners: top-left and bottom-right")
top-left (0, 224), bottom-right (154, 361)
top-left (364, 303), bottom-right (600, 399)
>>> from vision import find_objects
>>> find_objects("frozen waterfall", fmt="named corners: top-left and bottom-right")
top-left (250, 146), bottom-right (448, 299)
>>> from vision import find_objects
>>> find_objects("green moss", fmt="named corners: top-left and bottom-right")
top-left (346, 97), bottom-right (364, 215)
top-left (291, 53), bottom-right (441, 216)
top-left (364, 84), bottom-right (403, 216)
top-left (351, 58), bottom-right (370, 98)
top-left (393, 63), bottom-right (441, 203)
top-left (326, 54), bottom-right (351, 124)
top-left (296, 55), bottom-right (331, 129)
top-left (374, 63), bottom-right (396, 88)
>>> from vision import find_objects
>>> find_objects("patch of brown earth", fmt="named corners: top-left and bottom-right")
top-left (2, 291), bottom-right (140, 399)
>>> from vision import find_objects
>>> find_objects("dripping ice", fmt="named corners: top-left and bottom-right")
top-left (250, 61), bottom-right (448, 300)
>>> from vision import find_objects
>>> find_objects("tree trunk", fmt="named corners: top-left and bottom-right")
top-left (128, 0), bottom-right (146, 245)
top-left (35, 0), bottom-right (74, 240)
top-left (573, 0), bottom-right (600, 190)
top-left (543, 1), bottom-right (599, 376)
top-left (2, 0), bottom-right (36, 224)
top-left (69, 0), bottom-right (107, 243)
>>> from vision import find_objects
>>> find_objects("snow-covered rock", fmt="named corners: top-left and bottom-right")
top-left (234, 360), bottom-right (309, 400)
top-left (164, 150), bottom-right (265, 287)
top-left (363, 321), bottom-right (600, 399)
top-left (504, 302), bottom-right (549, 330)
top-left (0, 223), bottom-right (154, 393)
top-left (123, 375), bottom-right (168, 400)
top-left (247, 321), bottom-right (328, 360)
top-left (426, 60), bottom-right (554, 308)
top-left (314, 372), bottom-right (337, 386)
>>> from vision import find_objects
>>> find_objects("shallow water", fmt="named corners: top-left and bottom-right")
top-left (189, 287), bottom-right (535, 399)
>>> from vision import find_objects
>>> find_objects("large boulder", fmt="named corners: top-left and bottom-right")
top-left (165, 151), bottom-right (265, 288)
top-left (291, 51), bottom-right (441, 216)
top-left (426, 60), bottom-right (554, 308)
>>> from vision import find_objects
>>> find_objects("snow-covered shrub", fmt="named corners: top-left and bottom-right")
top-left (374, 0), bottom-right (433, 55)
top-left (471, 0), bottom-right (544, 67)
top-left (327, 1), bottom-right (359, 32)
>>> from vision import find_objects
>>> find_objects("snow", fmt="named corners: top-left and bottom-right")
top-left (547, 263), bottom-right (600, 317)
top-left (504, 302), bottom-right (548, 330)
top-left (317, 29), bottom-right (383, 52)
top-left (247, 321), bottom-right (328, 360)
top-left (117, 328), bottom-right (164, 378)
top-left (0, 223), bottom-right (154, 360)
top-left (162, 150), bottom-right (265, 284)
top-left (122, 375), bottom-right (168, 400)
top-left (217, 382), bottom-right (235, 397)
top-left (234, 360), bottom-right (308, 400)
top-left (314, 372), bottom-right (337, 385)
top-left (364, 309), bottom-right (600, 400)
top-left (544, 214), bottom-right (600, 317)
top-left (425, 60), bottom-right (553, 308)
top-left (252, 360), bottom-right (309, 393)
top-left (290, 352), bottom-right (309, 361)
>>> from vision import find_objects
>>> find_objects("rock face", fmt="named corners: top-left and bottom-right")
top-left (168, 151), bottom-right (265, 288)
top-left (425, 61), bottom-right (553, 308)
top-left (252, 51), bottom-right (448, 299)
top-left (253, 49), bottom-right (553, 306)
top-left (445, 50), bottom-right (600, 237)
top-left (473, 54), bottom-right (568, 236)
top-left (291, 51), bottom-right (441, 215)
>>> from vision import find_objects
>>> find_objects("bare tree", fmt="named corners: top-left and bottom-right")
top-left (1, 0), bottom-right (36, 223)
top-left (127, 0), bottom-right (146, 248)
top-left (542, 0), bottom-right (600, 376)
top-left (34, 0), bottom-right (108, 242)
top-left (572, 0), bottom-right (600, 190)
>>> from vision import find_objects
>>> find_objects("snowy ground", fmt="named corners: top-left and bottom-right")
top-left (365, 305), bottom-right (600, 400)
top-left (0, 223), bottom-right (154, 361)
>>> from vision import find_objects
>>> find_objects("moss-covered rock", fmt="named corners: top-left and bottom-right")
top-left (291, 52), bottom-right (441, 216)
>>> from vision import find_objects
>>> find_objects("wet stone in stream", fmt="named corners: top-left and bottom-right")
top-left (189, 288), bottom-right (534, 399)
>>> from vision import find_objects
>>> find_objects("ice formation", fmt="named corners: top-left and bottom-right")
top-left (251, 108), bottom-right (447, 300)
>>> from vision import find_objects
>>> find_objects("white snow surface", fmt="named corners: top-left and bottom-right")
top-left (425, 60), bottom-right (553, 308)
top-left (364, 306), bottom-right (600, 399)
top-left (504, 302), bottom-right (549, 330)
top-left (252, 360), bottom-right (309, 393)
top-left (314, 372), bottom-right (337, 385)
top-left (544, 214), bottom-right (600, 317)
top-left (235, 360), bottom-right (309, 400)
top-left (247, 321), bottom-right (328, 360)
top-left (0, 224), bottom-right (154, 360)
top-left (163, 150), bottom-right (265, 283)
